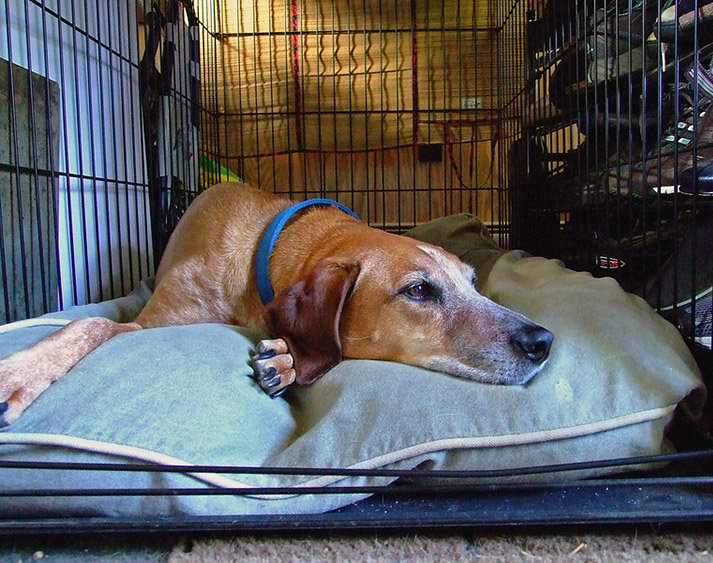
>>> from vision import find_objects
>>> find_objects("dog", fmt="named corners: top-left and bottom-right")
top-left (0, 183), bottom-right (553, 426)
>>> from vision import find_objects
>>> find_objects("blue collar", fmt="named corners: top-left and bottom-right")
top-left (255, 199), bottom-right (360, 304)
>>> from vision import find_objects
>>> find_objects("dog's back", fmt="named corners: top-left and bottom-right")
top-left (140, 183), bottom-right (291, 329)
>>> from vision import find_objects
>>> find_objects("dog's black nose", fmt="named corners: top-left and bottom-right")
top-left (512, 325), bottom-right (553, 365)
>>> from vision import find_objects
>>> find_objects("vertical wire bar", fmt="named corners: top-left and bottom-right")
top-left (439, 0), bottom-right (447, 216)
top-left (181, 2), bottom-right (190, 198)
top-left (612, 0), bottom-right (622, 262)
top-left (688, 0), bottom-right (701, 341)
top-left (516, 0), bottom-right (523, 237)
top-left (105, 0), bottom-right (128, 298)
top-left (444, 0), bottom-right (450, 218)
top-left (163, 2), bottom-right (178, 260)
top-left (583, 0), bottom-right (593, 256)
top-left (160, 1), bottom-right (172, 253)
top-left (346, 0), bottom-right (354, 208)
top-left (123, 0), bottom-right (138, 288)
top-left (221, 3), bottom-right (228, 176)
top-left (411, 0), bottom-right (419, 228)
top-left (128, 0), bottom-right (149, 282)
top-left (297, 0), bottom-right (308, 193)
top-left (0, 2), bottom-right (13, 320)
top-left (312, 0), bottom-right (319, 196)
top-left (186, 5), bottom-right (197, 199)
top-left (491, 0), bottom-right (496, 239)
top-left (330, 0), bottom-right (339, 205)
top-left (394, 0), bottom-right (401, 231)
top-left (125, 0), bottom-right (139, 282)
top-left (361, 0), bottom-right (368, 211)
top-left (0, 0), bottom-right (7, 322)
top-left (669, 0), bottom-right (681, 319)
top-left (90, 0), bottom-right (108, 300)
top-left (456, 0), bottom-right (463, 216)
top-left (267, 0), bottom-right (277, 190)
top-left (562, 0), bottom-right (571, 258)
top-left (566, 0), bottom-right (578, 266)
top-left (172, 2), bottom-right (184, 202)
top-left (469, 1), bottom-right (476, 223)
top-left (215, 0), bottom-right (224, 183)
top-left (408, 0), bottom-right (420, 232)
top-left (496, 0), bottom-right (501, 242)
top-left (377, 0), bottom-right (384, 227)
top-left (497, 0), bottom-right (502, 240)
top-left (516, 0), bottom-right (522, 242)
top-left (0, 0), bottom-right (9, 323)
top-left (496, 1), bottom-right (504, 241)
top-left (315, 0), bottom-right (324, 198)
top-left (5, 1), bottom-right (32, 319)
top-left (503, 0), bottom-right (508, 244)
top-left (231, 4), bottom-right (243, 182)
top-left (627, 0), bottom-right (637, 274)
top-left (197, 0), bottom-right (207, 181)
top-left (492, 0), bottom-right (499, 243)
top-left (251, 0), bottom-right (261, 188)
top-left (77, 0), bottom-right (101, 302)
top-left (39, 0), bottom-right (61, 312)
top-left (506, 0), bottom-right (512, 246)
top-left (283, 0), bottom-right (294, 194)
top-left (594, 0), bottom-right (608, 266)
top-left (205, 0), bottom-right (214, 185)
top-left (54, 0), bottom-right (81, 307)
top-left (425, 0), bottom-right (433, 222)
top-left (205, 0), bottom-right (217, 186)
top-left (641, 0), bottom-right (660, 305)
top-left (23, 0), bottom-right (50, 315)
top-left (583, 0), bottom-right (593, 270)
top-left (113, 0), bottom-right (132, 295)
top-left (192, 5), bottom-right (201, 195)
top-left (90, 0), bottom-right (114, 302)
top-left (506, 0), bottom-right (514, 243)
top-left (144, 0), bottom-right (154, 275)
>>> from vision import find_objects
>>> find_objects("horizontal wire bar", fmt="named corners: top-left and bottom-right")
top-left (3, 476), bottom-right (713, 499)
top-left (214, 26), bottom-right (498, 39)
top-left (2, 449), bottom-right (711, 478)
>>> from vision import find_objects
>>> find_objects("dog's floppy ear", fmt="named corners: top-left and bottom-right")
top-left (264, 260), bottom-right (360, 385)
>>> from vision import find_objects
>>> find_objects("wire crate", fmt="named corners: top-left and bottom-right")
top-left (1, 0), bottom-right (713, 534)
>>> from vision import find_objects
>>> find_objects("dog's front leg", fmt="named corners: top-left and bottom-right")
top-left (0, 317), bottom-right (141, 426)
top-left (250, 338), bottom-right (296, 398)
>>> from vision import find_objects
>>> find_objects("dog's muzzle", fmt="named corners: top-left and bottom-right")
top-left (511, 324), bottom-right (554, 365)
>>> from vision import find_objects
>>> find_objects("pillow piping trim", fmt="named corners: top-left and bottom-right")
top-left (0, 403), bottom-right (676, 500)
top-left (0, 318), bottom-right (73, 335)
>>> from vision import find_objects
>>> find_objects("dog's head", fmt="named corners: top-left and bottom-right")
top-left (264, 234), bottom-right (553, 386)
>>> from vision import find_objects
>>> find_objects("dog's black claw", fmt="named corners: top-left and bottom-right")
top-left (0, 402), bottom-right (8, 416)
top-left (269, 388), bottom-right (286, 399)
top-left (267, 376), bottom-right (282, 388)
top-left (260, 367), bottom-right (277, 382)
top-left (256, 349), bottom-right (277, 360)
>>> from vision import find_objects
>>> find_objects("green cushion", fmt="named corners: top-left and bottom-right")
top-left (0, 217), bottom-right (704, 517)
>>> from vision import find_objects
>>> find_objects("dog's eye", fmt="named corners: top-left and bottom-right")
top-left (402, 282), bottom-right (435, 301)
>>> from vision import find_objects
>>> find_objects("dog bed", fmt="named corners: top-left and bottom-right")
top-left (0, 215), bottom-right (705, 517)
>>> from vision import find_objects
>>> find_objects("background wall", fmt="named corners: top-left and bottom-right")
top-left (0, 0), bottom-right (152, 317)
top-left (200, 0), bottom-right (526, 228)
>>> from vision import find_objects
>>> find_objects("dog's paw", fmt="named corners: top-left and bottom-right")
top-left (0, 357), bottom-right (43, 427)
top-left (250, 338), bottom-right (296, 398)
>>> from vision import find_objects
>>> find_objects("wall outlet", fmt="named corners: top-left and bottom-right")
top-left (461, 97), bottom-right (482, 109)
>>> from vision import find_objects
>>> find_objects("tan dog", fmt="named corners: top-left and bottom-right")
top-left (0, 183), bottom-right (553, 425)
